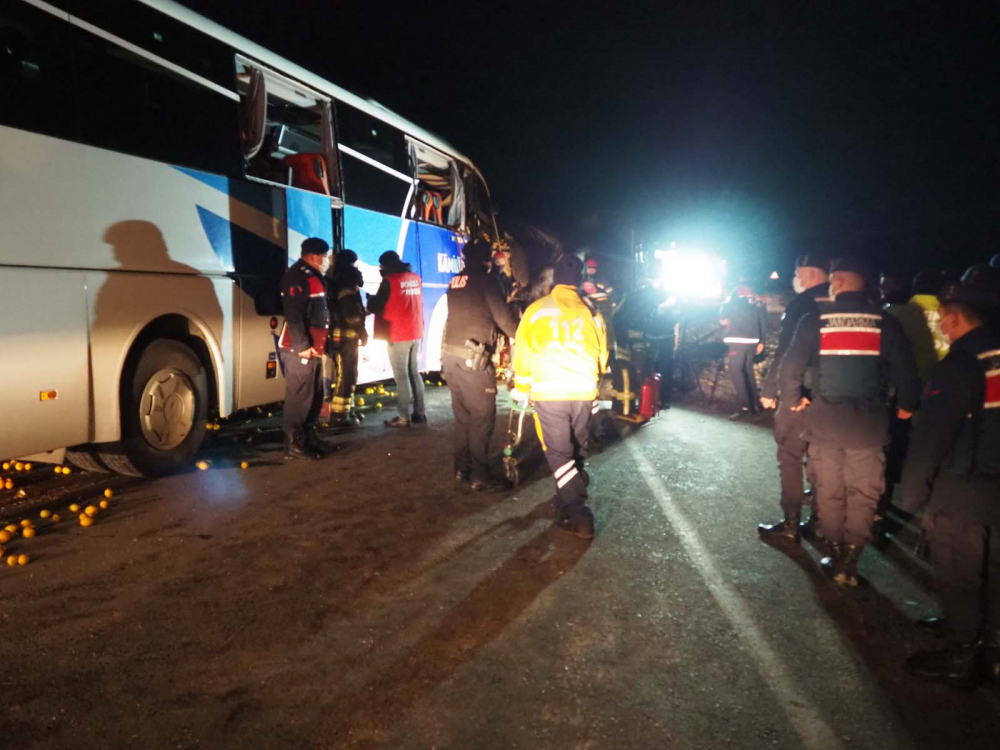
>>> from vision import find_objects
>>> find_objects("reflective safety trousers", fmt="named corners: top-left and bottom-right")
top-left (513, 285), bottom-right (609, 401)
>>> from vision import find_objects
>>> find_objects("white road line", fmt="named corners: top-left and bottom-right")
top-left (626, 439), bottom-right (845, 750)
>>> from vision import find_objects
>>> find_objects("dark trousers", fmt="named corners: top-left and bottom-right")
top-left (808, 443), bottom-right (885, 546)
top-left (533, 400), bottom-right (592, 520)
top-left (774, 406), bottom-right (817, 519)
top-left (280, 350), bottom-right (323, 436)
top-left (656, 339), bottom-right (675, 405)
top-left (727, 346), bottom-right (759, 411)
top-left (442, 354), bottom-right (497, 481)
top-left (930, 513), bottom-right (1000, 643)
top-left (331, 340), bottom-right (359, 415)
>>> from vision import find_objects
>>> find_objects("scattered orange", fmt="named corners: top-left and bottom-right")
top-left (196, 460), bottom-right (209, 471)
top-left (21, 527), bottom-right (35, 539)
top-left (23, 463), bottom-right (32, 471)
top-left (20, 519), bottom-right (33, 528)
top-left (54, 466), bottom-right (62, 474)
top-left (99, 500), bottom-right (109, 510)
top-left (17, 554), bottom-right (28, 566)
top-left (103, 488), bottom-right (113, 498)
top-left (4, 479), bottom-right (12, 490)
top-left (61, 467), bottom-right (71, 475)
top-left (0, 531), bottom-right (11, 544)
top-left (51, 514), bottom-right (61, 523)
top-left (79, 514), bottom-right (93, 528)
top-left (6, 555), bottom-right (15, 567)
top-left (39, 509), bottom-right (51, 519)
top-left (4, 524), bottom-right (16, 533)
top-left (84, 505), bottom-right (98, 517)
top-left (14, 462), bottom-right (23, 471)
top-left (69, 504), bottom-right (80, 512)
top-left (240, 461), bottom-right (249, 469)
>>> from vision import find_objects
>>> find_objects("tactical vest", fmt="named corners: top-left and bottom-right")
top-left (815, 298), bottom-right (883, 400)
top-left (947, 344), bottom-right (1000, 478)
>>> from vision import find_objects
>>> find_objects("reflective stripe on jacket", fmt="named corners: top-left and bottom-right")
top-left (513, 285), bottom-right (609, 401)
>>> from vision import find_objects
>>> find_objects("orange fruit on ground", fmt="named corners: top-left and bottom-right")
top-left (84, 505), bottom-right (98, 517)
top-left (1, 462), bottom-right (8, 470)
top-left (103, 488), bottom-right (113, 498)
top-left (4, 479), bottom-right (12, 490)
top-left (24, 463), bottom-right (32, 471)
top-left (14, 462), bottom-right (23, 471)
top-left (79, 514), bottom-right (93, 528)
top-left (240, 461), bottom-right (248, 469)
top-left (0, 531), bottom-right (10, 544)
top-left (69, 504), bottom-right (80, 512)
top-left (22, 527), bottom-right (35, 539)
top-left (20, 519), bottom-right (33, 528)
top-left (196, 460), bottom-right (209, 471)
top-left (51, 514), bottom-right (61, 523)
top-left (39, 509), bottom-right (51, 519)
top-left (54, 466), bottom-right (62, 474)
top-left (4, 524), bottom-right (16, 533)
top-left (17, 554), bottom-right (28, 566)
top-left (61, 467), bottom-right (71, 475)
top-left (6, 555), bottom-right (16, 567)
top-left (99, 500), bottom-right (109, 510)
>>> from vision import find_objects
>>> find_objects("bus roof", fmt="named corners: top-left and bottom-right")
top-left (140, 0), bottom-right (473, 167)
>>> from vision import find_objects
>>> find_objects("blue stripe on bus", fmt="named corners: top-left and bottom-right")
top-left (194, 205), bottom-right (234, 269)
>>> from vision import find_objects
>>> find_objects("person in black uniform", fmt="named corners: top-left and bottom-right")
top-left (779, 256), bottom-right (920, 586)
top-left (758, 254), bottom-right (829, 542)
top-left (442, 238), bottom-right (518, 491)
top-left (720, 283), bottom-right (768, 419)
top-left (901, 281), bottom-right (1000, 687)
top-left (278, 237), bottom-right (333, 460)
top-left (327, 250), bottom-right (368, 426)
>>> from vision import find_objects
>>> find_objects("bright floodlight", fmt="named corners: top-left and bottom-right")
top-left (661, 250), bottom-right (723, 300)
top-left (770, 270), bottom-right (779, 279)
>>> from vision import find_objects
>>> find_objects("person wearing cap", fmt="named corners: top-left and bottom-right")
top-left (719, 281), bottom-right (768, 419)
top-left (442, 238), bottom-right (518, 491)
top-left (327, 249), bottom-right (368, 426)
top-left (758, 253), bottom-right (830, 543)
top-left (367, 250), bottom-right (426, 427)
top-left (900, 281), bottom-right (1000, 687)
top-left (778, 255), bottom-right (920, 586)
top-left (582, 257), bottom-right (612, 306)
top-left (278, 237), bottom-right (333, 460)
top-left (512, 254), bottom-right (609, 539)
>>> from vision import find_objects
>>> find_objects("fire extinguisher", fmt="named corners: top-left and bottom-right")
top-left (639, 373), bottom-right (661, 421)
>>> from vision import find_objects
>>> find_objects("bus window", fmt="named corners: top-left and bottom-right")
top-left (410, 139), bottom-right (465, 231)
top-left (463, 168), bottom-right (497, 244)
top-left (73, 28), bottom-right (239, 177)
top-left (236, 57), bottom-right (340, 197)
top-left (0, 4), bottom-right (77, 141)
top-left (336, 102), bottom-right (412, 216)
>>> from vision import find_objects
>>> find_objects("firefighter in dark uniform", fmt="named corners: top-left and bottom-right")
top-left (442, 238), bottom-right (518, 491)
top-left (900, 280), bottom-right (1000, 687)
top-left (279, 237), bottom-right (333, 460)
top-left (758, 254), bottom-right (829, 542)
top-left (513, 254), bottom-right (609, 539)
top-left (720, 283), bottom-right (768, 419)
top-left (327, 250), bottom-right (368, 425)
top-left (779, 256), bottom-right (920, 586)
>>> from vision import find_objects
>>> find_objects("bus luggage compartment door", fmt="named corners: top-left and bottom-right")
top-left (0, 268), bottom-right (90, 459)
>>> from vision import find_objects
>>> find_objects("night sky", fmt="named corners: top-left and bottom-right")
top-left (182, 0), bottom-right (999, 276)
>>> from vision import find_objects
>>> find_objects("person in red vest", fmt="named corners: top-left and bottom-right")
top-left (367, 250), bottom-right (426, 427)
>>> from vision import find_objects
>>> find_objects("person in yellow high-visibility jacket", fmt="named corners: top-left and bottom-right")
top-left (512, 255), bottom-right (609, 539)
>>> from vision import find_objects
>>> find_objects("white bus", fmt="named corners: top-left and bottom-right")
top-left (1, 0), bottom-right (498, 475)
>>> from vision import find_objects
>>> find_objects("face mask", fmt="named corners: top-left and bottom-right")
top-left (319, 255), bottom-right (332, 274)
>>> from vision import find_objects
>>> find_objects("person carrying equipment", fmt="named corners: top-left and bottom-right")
top-left (512, 255), bottom-right (609, 539)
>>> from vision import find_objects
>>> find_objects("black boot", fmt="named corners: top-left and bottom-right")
top-left (758, 515), bottom-right (801, 542)
top-left (284, 431), bottom-right (321, 461)
top-left (799, 514), bottom-right (825, 542)
top-left (833, 544), bottom-right (863, 587)
top-left (820, 542), bottom-right (843, 579)
top-left (905, 641), bottom-right (982, 688)
top-left (305, 425), bottom-right (337, 454)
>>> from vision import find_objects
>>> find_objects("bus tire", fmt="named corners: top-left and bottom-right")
top-left (64, 448), bottom-right (111, 473)
top-left (99, 340), bottom-right (208, 477)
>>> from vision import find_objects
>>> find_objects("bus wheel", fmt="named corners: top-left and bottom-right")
top-left (99, 340), bottom-right (208, 477)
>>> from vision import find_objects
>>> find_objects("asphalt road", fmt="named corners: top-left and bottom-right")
top-left (1, 390), bottom-right (998, 749)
